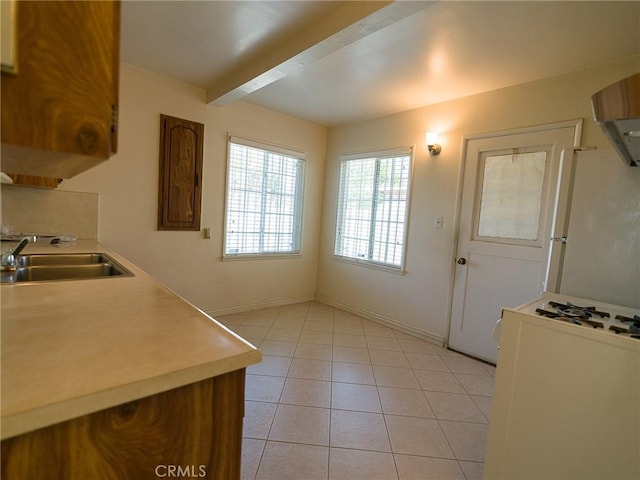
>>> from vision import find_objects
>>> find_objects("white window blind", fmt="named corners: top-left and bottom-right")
top-left (334, 147), bottom-right (412, 269)
top-left (224, 136), bottom-right (305, 257)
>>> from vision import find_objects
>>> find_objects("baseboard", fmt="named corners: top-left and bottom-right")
top-left (314, 294), bottom-right (444, 347)
top-left (204, 293), bottom-right (316, 318)
top-left (205, 293), bottom-right (445, 348)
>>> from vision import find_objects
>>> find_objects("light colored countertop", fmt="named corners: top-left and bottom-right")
top-left (0, 239), bottom-right (261, 440)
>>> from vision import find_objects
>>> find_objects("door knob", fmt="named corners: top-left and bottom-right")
top-left (457, 257), bottom-right (467, 265)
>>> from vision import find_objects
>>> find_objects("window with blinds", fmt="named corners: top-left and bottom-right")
top-left (224, 136), bottom-right (305, 257)
top-left (334, 147), bottom-right (413, 270)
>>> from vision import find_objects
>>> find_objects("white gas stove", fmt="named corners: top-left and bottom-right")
top-left (485, 292), bottom-right (640, 479)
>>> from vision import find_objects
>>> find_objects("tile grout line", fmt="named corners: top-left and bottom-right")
top-left (252, 305), bottom-right (283, 480)
top-left (326, 305), bottom-right (334, 480)
top-left (237, 301), bottom-right (492, 479)
top-left (378, 384), bottom-right (401, 479)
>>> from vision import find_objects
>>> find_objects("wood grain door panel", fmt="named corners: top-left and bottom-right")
top-left (1, 370), bottom-right (246, 480)
top-left (158, 115), bottom-right (204, 231)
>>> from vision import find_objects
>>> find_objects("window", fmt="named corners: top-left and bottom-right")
top-left (334, 147), bottom-right (413, 270)
top-left (224, 136), bottom-right (305, 257)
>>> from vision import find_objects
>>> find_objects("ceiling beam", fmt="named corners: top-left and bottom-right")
top-left (206, 1), bottom-right (432, 106)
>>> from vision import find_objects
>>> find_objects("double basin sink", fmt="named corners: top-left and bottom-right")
top-left (1, 253), bottom-right (133, 284)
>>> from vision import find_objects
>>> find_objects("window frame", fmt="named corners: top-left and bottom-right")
top-left (333, 146), bottom-right (414, 273)
top-left (222, 135), bottom-right (306, 260)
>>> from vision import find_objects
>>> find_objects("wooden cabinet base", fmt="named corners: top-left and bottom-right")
top-left (1, 369), bottom-right (245, 479)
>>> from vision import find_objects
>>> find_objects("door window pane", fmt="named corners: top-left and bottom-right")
top-left (477, 151), bottom-right (547, 241)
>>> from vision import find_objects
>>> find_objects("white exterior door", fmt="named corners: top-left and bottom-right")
top-left (448, 122), bottom-right (580, 363)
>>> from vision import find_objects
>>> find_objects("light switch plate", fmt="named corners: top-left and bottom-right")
top-left (434, 216), bottom-right (443, 229)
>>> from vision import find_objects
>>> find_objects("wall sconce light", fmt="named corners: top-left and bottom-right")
top-left (425, 132), bottom-right (441, 156)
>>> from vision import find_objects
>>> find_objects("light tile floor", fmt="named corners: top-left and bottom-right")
top-left (217, 301), bottom-right (495, 480)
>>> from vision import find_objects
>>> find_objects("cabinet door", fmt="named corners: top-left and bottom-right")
top-left (1, 371), bottom-right (246, 480)
top-left (157, 115), bottom-right (204, 231)
top-left (1, 0), bottom-right (120, 179)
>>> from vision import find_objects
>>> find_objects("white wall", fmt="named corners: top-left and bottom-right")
top-left (61, 57), bottom-right (638, 334)
top-left (62, 63), bottom-right (327, 314)
top-left (316, 56), bottom-right (640, 344)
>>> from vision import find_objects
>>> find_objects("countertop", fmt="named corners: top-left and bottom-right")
top-left (0, 239), bottom-right (261, 440)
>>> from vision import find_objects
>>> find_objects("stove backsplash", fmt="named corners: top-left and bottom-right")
top-left (0, 185), bottom-right (98, 239)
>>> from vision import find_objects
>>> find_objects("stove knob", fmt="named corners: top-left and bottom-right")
top-left (457, 257), bottom-right (467, 265)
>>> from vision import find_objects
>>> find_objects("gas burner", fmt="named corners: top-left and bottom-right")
top-left (562, 308), bottom-right (588, 318)
top-left (535, 308), bottom-right (604, 328)
top-left (548, 301), bottom-right (610, 318)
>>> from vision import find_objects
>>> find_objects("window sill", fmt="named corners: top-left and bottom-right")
top-left (331, 255), bottom-right (406, 275)
top-left (223, 252), bottom-right (302, 262)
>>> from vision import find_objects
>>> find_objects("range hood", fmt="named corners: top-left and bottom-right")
top-left (591, 73), bottom-right (640, 166)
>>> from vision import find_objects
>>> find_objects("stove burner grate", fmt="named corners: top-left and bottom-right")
top-left (533, 300), bottom-right (639, 340)
top-left (609, 325), bottom-right (640, 340)
top-left (548, 301), bottom-right (610, 318)
top-left (615, 314), bottom-right (640, 324)
top-left (535, 308), bottom-right (604, 328)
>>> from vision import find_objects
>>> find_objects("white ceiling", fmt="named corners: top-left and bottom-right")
top-left (121, 1), bottom-right (640, 127)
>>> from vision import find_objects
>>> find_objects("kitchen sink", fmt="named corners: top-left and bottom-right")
top-left (1, 253), bottom-right (133, 283)
top-left (16, 253), bottom-right (111, 267)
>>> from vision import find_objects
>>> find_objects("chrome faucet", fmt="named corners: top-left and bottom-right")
top-left (1, 236), bottom-right (33, 271)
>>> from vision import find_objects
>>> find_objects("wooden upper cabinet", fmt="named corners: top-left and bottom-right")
top-left (157, 115), bottom-right (204, 231)
top-left (1, 0), bottom-right (120, 179)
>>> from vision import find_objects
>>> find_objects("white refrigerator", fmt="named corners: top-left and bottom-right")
top-left (548, 147), bottom-right (639, 308)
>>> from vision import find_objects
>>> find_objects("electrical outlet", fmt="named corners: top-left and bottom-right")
top-left (434, 216), bottom-right (443, 229)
